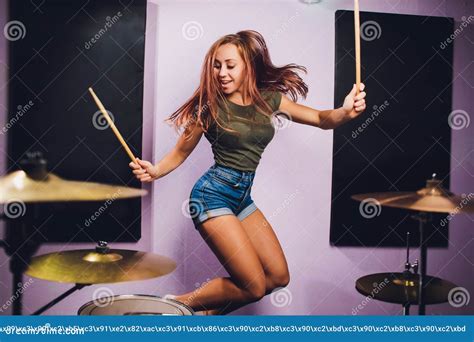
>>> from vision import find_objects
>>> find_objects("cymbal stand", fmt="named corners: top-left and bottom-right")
top-left (402, 232), bottom-right (418, 316)
top-left (410, 212), bottom-right (432, 315)
top-left (1, 153), bottom-right (47, 315)
top-left (32, 284), bottom-right (90, 315)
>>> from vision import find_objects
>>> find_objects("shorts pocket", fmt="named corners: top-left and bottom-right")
top-left (211, 169), bottom-right (240, 187)
top-left (211, 171), bottom-right (235, 188)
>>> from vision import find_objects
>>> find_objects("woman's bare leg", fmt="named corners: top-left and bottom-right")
top-left (177, 209), bottom-right (290, 315)
top-left (174, 214), bottom-right (267, 312)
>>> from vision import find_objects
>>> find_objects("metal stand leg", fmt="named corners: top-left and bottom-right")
top-left (5, 206), bottom-right (41, 315)
top-left (12, 268), bottom-right (23, 315)
top-left (414, 212), bottom-right (430, 316)
top-left (32, 284), bottom-right (88, 315)
top-left (8, 219), bottom-right (39, 315)
top-left (403, 303), bottom-right (410, 316)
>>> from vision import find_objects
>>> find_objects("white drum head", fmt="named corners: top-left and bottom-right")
top-left (78, 294), bottom-right (194, 315)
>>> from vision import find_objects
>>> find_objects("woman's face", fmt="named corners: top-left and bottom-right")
top-left (213, 43), bottom-right (246, 95)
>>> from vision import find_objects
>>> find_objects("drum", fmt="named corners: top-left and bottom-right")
top-left (78, 294), bottom-right (194, 315)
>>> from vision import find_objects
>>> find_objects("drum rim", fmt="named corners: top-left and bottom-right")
top-left (77, 294), bottom-right (195, 315)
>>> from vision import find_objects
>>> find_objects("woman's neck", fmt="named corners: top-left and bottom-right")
top-left (227, 91), bottom-right (252, 106)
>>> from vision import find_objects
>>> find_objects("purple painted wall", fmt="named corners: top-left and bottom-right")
top-left (0, 0), bottom-right (472, 316)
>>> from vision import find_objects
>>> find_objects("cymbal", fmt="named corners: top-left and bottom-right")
top-left (26, 248), bottom-right (176, 284)
top-left (352, 177), bottom-right (474, 214)
top-left (0, 170), bottom-right (147, 203)
top-left (355, 272), bottom-right (458, 305)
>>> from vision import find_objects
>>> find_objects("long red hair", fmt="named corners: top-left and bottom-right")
top-left (166, 30), bottom-right (308, 139)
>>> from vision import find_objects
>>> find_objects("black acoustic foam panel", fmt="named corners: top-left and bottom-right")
top-left (7, 0), bottom-right (147, 242)
top-left (331, 10), bottom-right (453, 247)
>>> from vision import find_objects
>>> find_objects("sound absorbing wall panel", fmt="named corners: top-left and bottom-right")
top-left (7, 0), bottom-right (147, 242)
top-left (331, 11), bottom-right (453, 247)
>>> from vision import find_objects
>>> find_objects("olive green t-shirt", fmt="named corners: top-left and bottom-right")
top-left (203, 90), bottom-right (282, 172)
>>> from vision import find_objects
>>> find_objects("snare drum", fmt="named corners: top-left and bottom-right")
top-left (78, 294), bottom-right (194, 315)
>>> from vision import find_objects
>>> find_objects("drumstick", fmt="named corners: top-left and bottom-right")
top-left (354, 0), bottom-right (361, 95)
top-left (88, 87), bottom-right (140, 166)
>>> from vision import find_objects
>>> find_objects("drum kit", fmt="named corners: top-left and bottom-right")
top-left (352, 175), bottom-right (473, 315)
top-left (0, 154), bottom-right (474, 315)
top-left (1, 150), bottom-right (473, 316)
top-left (0, 153), bottom-right (472, 316)
top-left (0, 152), bottom-right (193, 316)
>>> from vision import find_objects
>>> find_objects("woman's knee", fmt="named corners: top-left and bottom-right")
top-left (268, 270), bottom-right (290, 291)
top-left (241, 278), bottom-right (266, 302)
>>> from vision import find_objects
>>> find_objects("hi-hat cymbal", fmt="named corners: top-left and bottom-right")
top-left (352, 177), bottom-right (474, 214)
top-left (0, 170), bottom-right (147, 203)
top-left (26, 247), bottom-right (176, 284)
top-left (356, 272), bottom-right (458, 305)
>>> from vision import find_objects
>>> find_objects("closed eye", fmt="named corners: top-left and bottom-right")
top-left (213, 64), bottom-right (235, 69)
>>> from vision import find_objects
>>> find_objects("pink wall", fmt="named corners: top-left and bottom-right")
top-left (0, 0), bottom-right (472, 316)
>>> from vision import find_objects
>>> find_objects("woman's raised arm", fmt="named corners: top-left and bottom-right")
top-left (278, 83), bottom-right (366, 130)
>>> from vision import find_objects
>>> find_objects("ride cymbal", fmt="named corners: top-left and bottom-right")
top-left (355, 272), bottom-right (458, 305)
top-left (352, 177), bottom-right (474, 214)
top-left (26, 246), bottom-right (176, 284)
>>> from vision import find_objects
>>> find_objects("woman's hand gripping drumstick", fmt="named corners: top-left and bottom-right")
top-left (88, 87), bottom-right (159, 182)
top-left (129, 158), bottom-right (160, 183)
top-left (354, 0), bottom-right (362, 96)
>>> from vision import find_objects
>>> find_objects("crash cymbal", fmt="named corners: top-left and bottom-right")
top-left (355, 272), bottom-right (458, 305)
top-left (352, 176), bottom-right (474, 214)
top-left (0, 170), bottom-right (147, 203)
top-left (26, 244), bottom-right (176, 284)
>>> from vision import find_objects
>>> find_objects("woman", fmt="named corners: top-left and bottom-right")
top-left (129, 30), bottom-right (366, 315)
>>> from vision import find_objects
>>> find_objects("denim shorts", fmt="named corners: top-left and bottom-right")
top-left (188, 163), bottom-right (257, 229)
